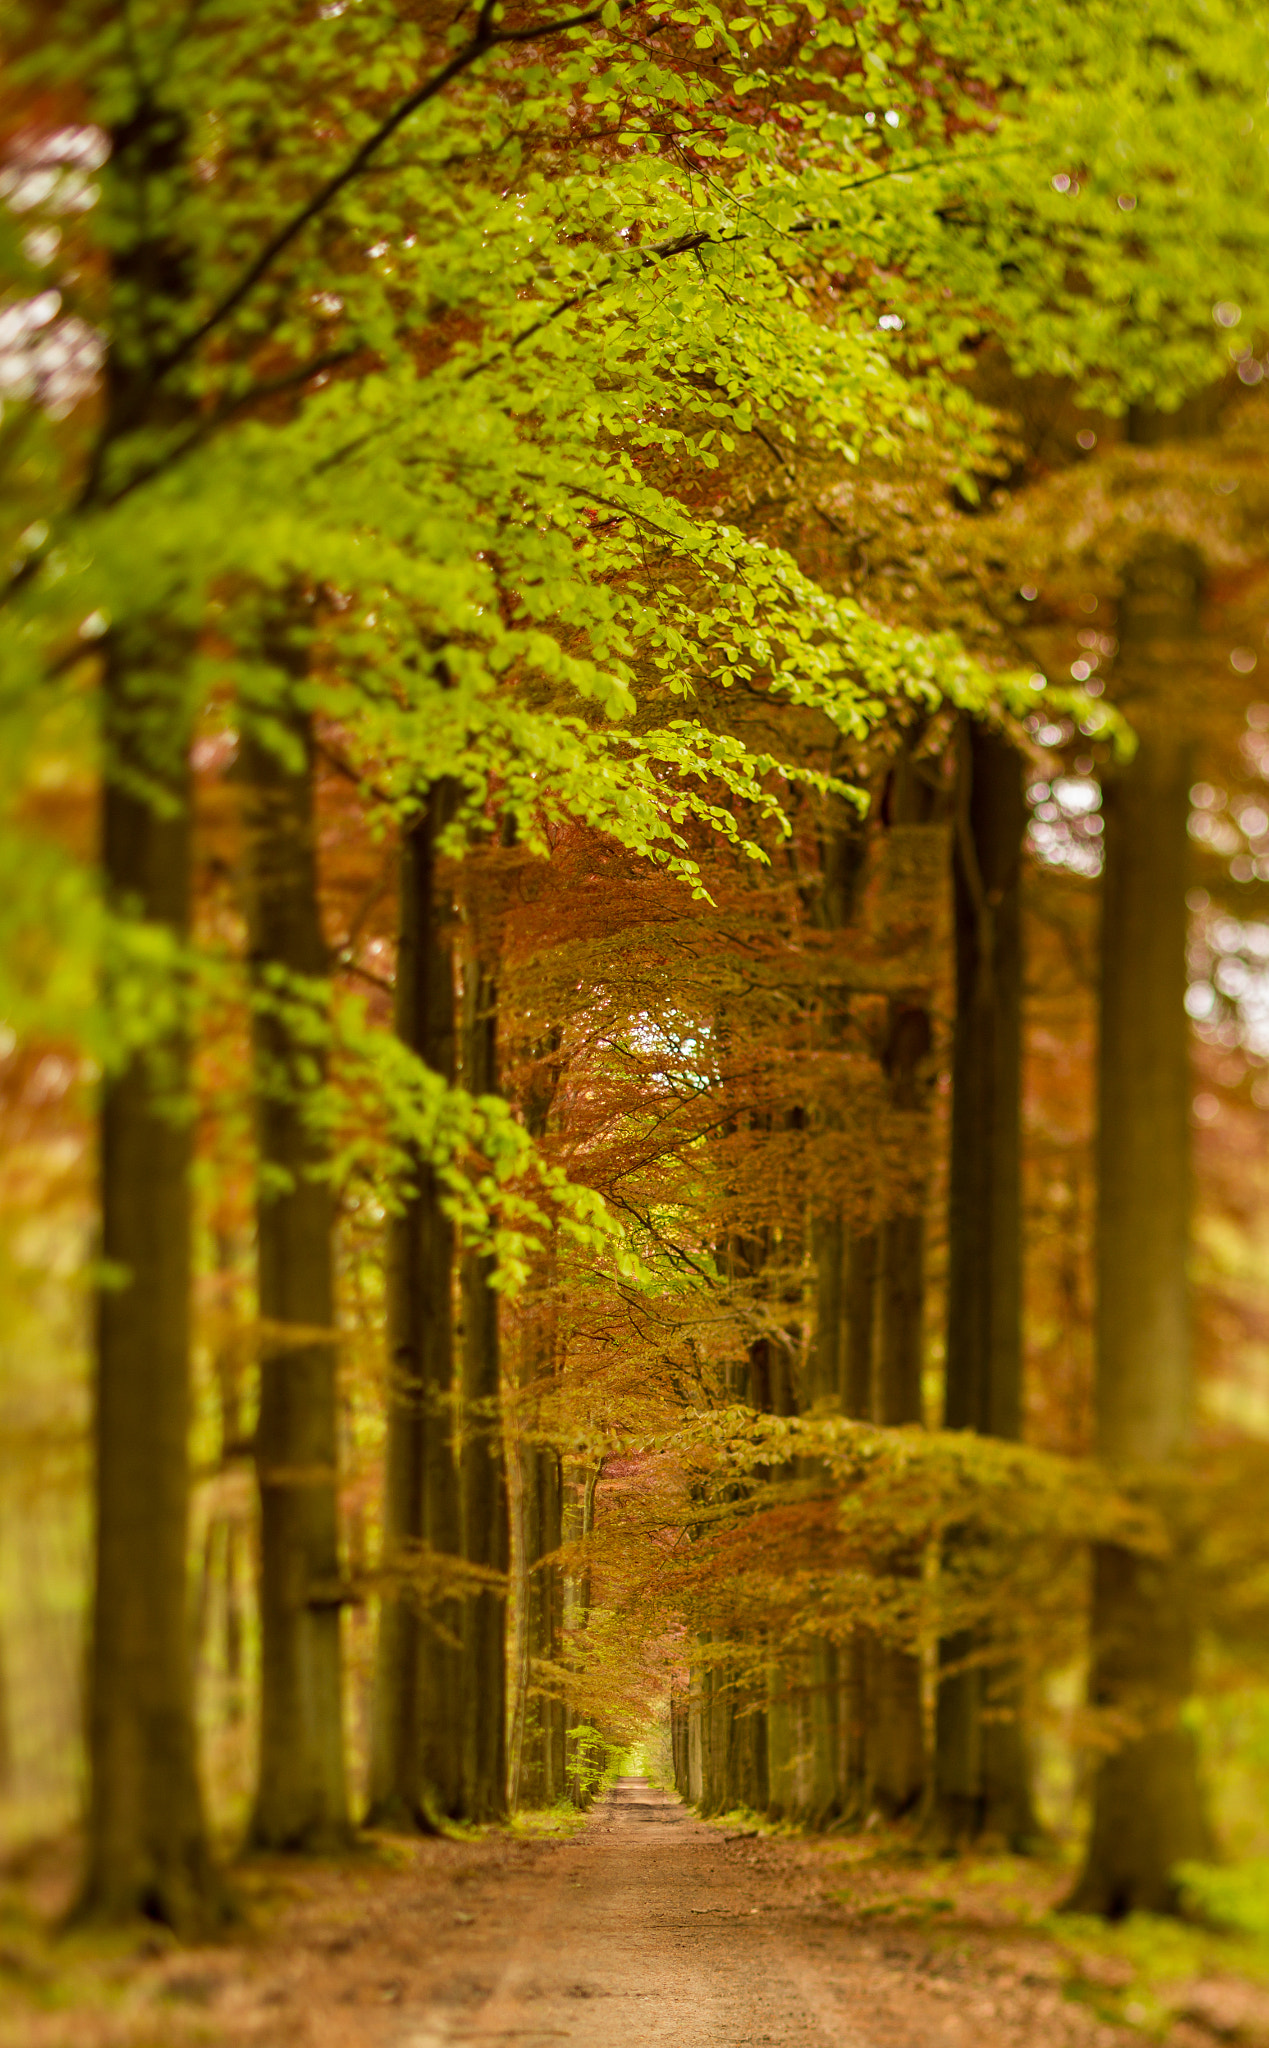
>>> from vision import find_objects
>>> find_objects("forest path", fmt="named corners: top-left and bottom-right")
top-left (374, 1777), bottom-right (1118, 2048)
top-left (1, 1779), bottom-right (1167, 2047)
top-left (402, 1774), bottom-right (862, 2048)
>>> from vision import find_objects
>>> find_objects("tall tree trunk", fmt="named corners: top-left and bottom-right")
top-left (459, 954), bottom-right (509, 1819)
top-left (79, 637), bottom-right (222, 1930)
top-left (803, 1209), bottom-right (845, 1828)
top-left (866, 999), bottom-right (931, 1819)
top-left (510, 1337), bottom-right (565, 1811)
top-left (867, 752), bottom-right (938, 1819)
top-left (837, 1226), bottom-right (877, 1815)
top-left (530, 1440), bottom-right (567, 1805)
top-left (561, 1453), bottom-right (603, 1806)
top-left (743, 1281), bottom-right (797, 1821)
top-left (368, 783), bottom-right (461, 1828)
top-left (201, 1230), bottom-right (249, 1730)
top-left (1069, 536), bottom-right (1212, 1915)
top-left (507, 1041), bottom-right (564, 1812)
top-left (800, 800), bottom-right (870, 1826)
top-left (932, 719), bottom-right (1037, 1849)
top-left (242, 701), bottom-right (350, 1851)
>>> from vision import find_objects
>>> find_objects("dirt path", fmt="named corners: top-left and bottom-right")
top-left (3, 1777), bottom-right (1262, 2046)
top-left (393, 1776), bottom-right (1102, 2048)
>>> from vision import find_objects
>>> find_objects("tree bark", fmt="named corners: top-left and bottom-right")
top-left (1069, 536), bottom-right (1212, 1915)
top-left (932, 719), bottom-right (1037, 1849)
top-left (508, 1039), bottom-right (565, 1812)
top-left (368, 783), bottom-right (462, 1828)
top-left (79, 636), bottom-right (223, 1930)
top-left (800, 799), bottom-right (871, 1825)
top-left (531, 1440), bottom-right (567, 1804)
top-left (242, 701), bottom-right (350, 1852)
top-left (561, 1453), bottom-right (603, 1806)
top-left (867, 1001), bottom-right (930, 1819)
top-left (459, 953), bottom-right (509, 1820)
top-left (838, 1227), bottom-right (876, 1814)
top-left (866, 754), bottom-right (939, 1819)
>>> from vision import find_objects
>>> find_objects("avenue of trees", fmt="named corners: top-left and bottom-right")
top-left (2, 0), bottom-right (1269, 1935)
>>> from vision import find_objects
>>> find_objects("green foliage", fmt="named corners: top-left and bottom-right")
top-left (1177, 1859), bottom-right (1269, 1940)
top-left (564, 1720), bottom-right (625, 1804)
top-left (6, 0), bottom-right (1266, 1089)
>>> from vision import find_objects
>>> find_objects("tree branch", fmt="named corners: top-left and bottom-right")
top-left (91, 349), bottom-right (360, 510)
top-left (153, 0), bottom-right (648, 381)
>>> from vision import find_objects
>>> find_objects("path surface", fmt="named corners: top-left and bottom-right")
top-left (361, 1778), bottom-right (1114, 2048)
top-left (404, 1775), bottom-right (861, 2048)
top-left (4, 1776), bottom-right (1223, 2047)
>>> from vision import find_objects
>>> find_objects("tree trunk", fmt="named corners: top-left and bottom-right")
top-left (540, 1449), bottom-right (568, 1801)
top-left (507, 1040), bottom-right (565, 1813)
top-left (798, 800), bottom-right (870, 1826)
top-left (932, 719), bottom-right (1037, 1849)
top-left (1069, 537), bottom-right (1212, 1915)
top-left (242, 702), bottom-right (350, 1852)
top-left (561, 1452), bottom-right (603, 1806)
top-left (78, 636), bottom-right (222, 1930)
top-left (844, 1233), bottom-right (877, 1423)
top-left (868, 1001), bottom-right (930, 1819)
top-left (510, 1370), bottom-right (565, 1811)
top-left (838, 1227), bottom-right (877, 1814)
top-left (803, 1210), bottom-right (845, 1826)
top-left (368, 783), bottom-right (461, 1828)
top-left (459, 954), bottom-right (509, 1820)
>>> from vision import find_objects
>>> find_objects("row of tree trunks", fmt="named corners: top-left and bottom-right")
top-left (674, 735), bottom-right (1028, 1837)
top-left (368, 792), bottom-right (520, 1826)
top-left (81, 560), bottom-right (1213, 1914)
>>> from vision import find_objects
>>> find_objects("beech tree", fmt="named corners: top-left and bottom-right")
top-left (239, 668), bottom-right (351, 1852)
top-left (1071, 449), bottom-right (1213, 1913)
top-left (931, 717), bottom-right (1035, 1850)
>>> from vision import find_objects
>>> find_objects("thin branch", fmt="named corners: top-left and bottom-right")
top-left (341, 958), bottom-right (394, 996)
top-left (91, 349), bottom-right (360, 510)
top-left (460, 142), bottom-right (1019, 382)
top-left (153, 0), bottom-right (648, 380)
top-left (315, 736), bottom-right (393, 808)
top-left (463, 226), bottom-right (730, 380)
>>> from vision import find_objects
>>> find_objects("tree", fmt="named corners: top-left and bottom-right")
top-left (931, 716), bottom-right (1036, 1850)
top-left (368, 781), bottom-right (463, 1829)
top-left (78, 629), bottom-right (222, 1929)
top-left (867, 748), bottom-right (942, 1820)
top-left (459, 924), bottom-right (509, 1821)
top-left (1069, 524), bottom-right (1213, 1914)
top-left (240, 666), bottom-right (351, 1853)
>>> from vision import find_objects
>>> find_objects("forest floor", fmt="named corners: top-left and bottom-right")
top-left (3, 1778), bottom-right (1269, 2047)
